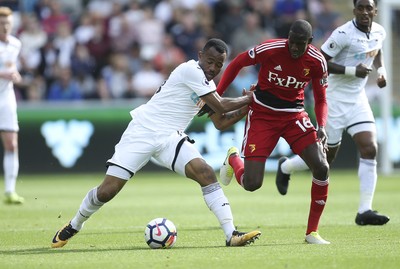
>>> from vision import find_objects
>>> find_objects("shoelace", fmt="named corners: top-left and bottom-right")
top-left (59, 225), bottom-right (78, 240)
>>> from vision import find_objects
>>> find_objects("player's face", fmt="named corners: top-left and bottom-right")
top-left (288, 32), bottom-right (310, 59)
top-left (353, 0), bottom-right (377, 32)
top-left (198, 47), bottom-right (226, 81)
top-left (0, 15), bottom-right (12, 41)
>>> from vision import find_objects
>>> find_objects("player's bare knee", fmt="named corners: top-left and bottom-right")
top-left (359, 143), bottom-right (377, 159)
top-left (3, 140), bottom-right (17, 152)
top-left (243, 181), bottom-right (262, 192)
top-left (312, 161), bottom-right (329, 181)
top-left (242, 176), bottom-right (263, 192)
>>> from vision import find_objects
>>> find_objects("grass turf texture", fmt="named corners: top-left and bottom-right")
top-left (0, 170), bottom-right (399, 269)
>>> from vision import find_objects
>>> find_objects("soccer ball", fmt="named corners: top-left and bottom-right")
top-left (144, 218), bottom-right (177, 249)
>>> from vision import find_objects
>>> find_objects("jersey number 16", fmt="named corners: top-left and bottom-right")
top-left (295, 117), bottom-right (313, 132)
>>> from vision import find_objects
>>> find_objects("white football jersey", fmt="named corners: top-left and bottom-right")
top-left (0, 35), bottom-right (21, 131)
top-left (0, 35), bottom-right (21, 94)
top-left (321, 20), bottom-right (386, 102)
top-left (130, 60), bottom-right (215, 134)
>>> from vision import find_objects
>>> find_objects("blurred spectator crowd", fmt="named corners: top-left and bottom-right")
top-left (3, 0), bottom-right (343, 102)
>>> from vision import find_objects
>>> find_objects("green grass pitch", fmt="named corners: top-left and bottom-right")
top-left (1, 170), bottom-right (399, 269)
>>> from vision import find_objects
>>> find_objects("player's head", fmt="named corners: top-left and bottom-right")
top-left (287, 19), bottom-right (313, 59)
top-left (353, 0), bottom-right (378, 32)
top-left (198, 38), bottom-right (228, 81)
top-left (0, 6), bottom-right (13, 41)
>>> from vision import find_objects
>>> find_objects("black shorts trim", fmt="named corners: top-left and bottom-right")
top-left (171, 136), bottom-right (195, 172)
top-left (106, 162), bottom-right (134, 177)
top-left (346, 121), bottom-right (375, 132)
top-left (328, 142), bottom-right (341, 147)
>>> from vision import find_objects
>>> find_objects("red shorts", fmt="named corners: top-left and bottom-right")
top-left (241, 104), bottom-right (318, 161)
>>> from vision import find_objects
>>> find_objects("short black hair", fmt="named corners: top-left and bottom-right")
top-left (203, 38), bottom-right (228, 54)
top-left (289, 19), bottom-right (313, 38)
top-left (353, 0), bottom-right (378, 7)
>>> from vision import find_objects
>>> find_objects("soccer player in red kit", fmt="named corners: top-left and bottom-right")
top-left (218, 20), bottom-right (331, 244)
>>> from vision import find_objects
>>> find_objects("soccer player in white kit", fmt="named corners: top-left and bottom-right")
top-left (0, 7), bottom-right (24, 204)
top-left (51, 38), bottom-right (261, 248)
top-left (275, 0), bottom-right (390, 226)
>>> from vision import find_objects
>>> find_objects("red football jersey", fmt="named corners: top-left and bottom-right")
top-left (217, 39), bottom-right (328, 126)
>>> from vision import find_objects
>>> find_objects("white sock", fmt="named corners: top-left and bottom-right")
top-left (358, 158), bottom-right (377, 213)
top-left (281, 155), bottom-right (308, 174)
top-left (70, 187), bottom-right (104, 230)
top-left (202, 182), bottom-right (235, 241)
top-left (3, 151), bottom-right (19, 194)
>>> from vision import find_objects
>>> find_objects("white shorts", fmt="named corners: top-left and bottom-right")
top-left (106, 120), bottom-right (202, 180)
top-left (326, 93), bottom-right (376, 146)
top-left (0, 89), bottom-right (19, 132)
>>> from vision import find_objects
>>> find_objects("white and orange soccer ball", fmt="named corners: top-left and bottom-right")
top-left (144, 218), bottom-right (177, 249)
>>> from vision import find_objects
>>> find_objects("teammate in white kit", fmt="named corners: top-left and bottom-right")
top-left (51, 38), bottom-right (261, 248)
top-left (0, 7), bottom-right (24, 205)
top-left (275, 0), bottom-right (390, 226)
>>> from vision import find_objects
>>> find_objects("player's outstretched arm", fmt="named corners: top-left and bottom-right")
top-left (199, 87), bottom-right (253, 130)
top-left (201, 90), bottom-right (252, 115)
top-left (209, 105), bottom-right (249, 131)
top-left (322, 50), bottom-right (371, 78)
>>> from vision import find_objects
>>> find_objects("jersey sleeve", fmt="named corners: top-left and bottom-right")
top-left (321, 28), bottom-right (349, 58)
top-left (312, 75), bottom-right (328, 127)
top-left (381, 26), bottom-right (386, 41)
top-left (376, 22), bottom-right (386, 41)
top-left (216, 50), bottom-right (256, 96)
top-left (183, 63), bottom-right (216, 96)
top-left (311, 53), bottom-right (328, 127)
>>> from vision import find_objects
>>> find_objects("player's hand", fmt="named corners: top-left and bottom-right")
top-left (241, 88), bottom-right (254, 104)
top-left (249, 83), bottom-right (257, 91)
top-left (356, 63), bottom-right (372, 78)
top-left (242, 83), bottom-right (257, 95)
top-left (2, 71), bottom-right (21, 83)
top-left (317, 126), bottom-right (328, 152)
top-left (377, 75), bottom-right (386, 88)
top-left (12, 71), bottom-right (22, 83)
